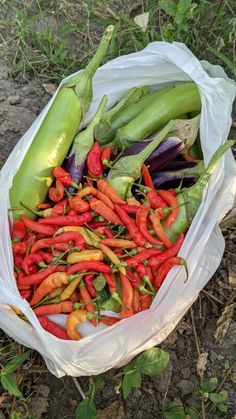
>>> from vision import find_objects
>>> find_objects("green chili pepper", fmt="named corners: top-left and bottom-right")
top-left (164, 140), bottom-right (235, 242)
top-left (114, 83), bottom-right (201, 149)
top-left (95, 86), bottom-right (150, 145)
top-left (10, 25), bottom-right (114, 220)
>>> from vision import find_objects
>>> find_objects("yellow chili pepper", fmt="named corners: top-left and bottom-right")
top-left (98, 243), bottom-right (126, 275)
top-left (67, 249), bottom-right (104, 264)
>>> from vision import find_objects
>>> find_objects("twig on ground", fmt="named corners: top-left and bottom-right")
top-left (190, 307), bottom-right (206, 419)
top-left (72, 377), bottom-right (86, 400)
top-left (190, 307), bottom-right (200, 356)
top-left (162, 368), bottom-right (172, 413)
top-left (201, 289), bottom-right (224, 305)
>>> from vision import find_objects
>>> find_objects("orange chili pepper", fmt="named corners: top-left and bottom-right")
top-left (49, 180), bottom-right (64, 202)
top-left (158, 190), bottom-right (179, 228)
top-left (90, 198), bottom-right (122, 224)
top-left (142, 164), bottom-right (154, 190)
top-left (149, 212), bottom-right (172, 249)
top-left (120, 273), bottom-right (134, 319)
top-left (96, 179), bottom-right (126, 205)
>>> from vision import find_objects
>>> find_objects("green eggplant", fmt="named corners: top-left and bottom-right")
top-left (10, 25), bottom-right (114, 219)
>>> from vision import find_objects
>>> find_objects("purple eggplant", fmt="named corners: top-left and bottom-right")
top-left (122, 136), bottom-right (184, 171)
top-left (159, 160), bottom-right (198, 172)
top-left (63, 96), bottom-right (107, 186)
top-left (152, 160), bottom-right (204, 188)
top-left (63, 154), bottom-right (86, 188)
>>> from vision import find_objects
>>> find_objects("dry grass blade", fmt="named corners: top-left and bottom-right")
top-left (214, 303), bottom-right (236, 343)
top-left (228, 266), bottom-right (236, 286)
top-left (219, 206), bottom-right (236, 231)
top-left (197, 352), bottom-right (209, 381)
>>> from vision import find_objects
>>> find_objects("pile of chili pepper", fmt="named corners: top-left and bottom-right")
top-left (11, 147), bottom-right (188, 341)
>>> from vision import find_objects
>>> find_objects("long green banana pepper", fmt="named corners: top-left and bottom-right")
top-left (10, 26), bottom-right (114, 219)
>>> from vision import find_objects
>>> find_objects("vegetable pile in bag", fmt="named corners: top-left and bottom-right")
top-left (10, 72), bottom-right (234, 339)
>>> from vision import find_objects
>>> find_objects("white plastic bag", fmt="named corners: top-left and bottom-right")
top-left (0, 42), bottom-right (236, 377)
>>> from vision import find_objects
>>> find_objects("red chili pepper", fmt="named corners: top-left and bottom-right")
top-left (38, 251), bottom-right (53, 265)
top-left (22, 253), bottom-right (43, 275)
top-left (19, 289), bottom-right (32, 300)
top-left (103, 273), bottom-right (124, 307)
top-left (154, 256), bottom-right (187, 289)
top-left (84, 274), bottom-right (96, 298)
top-left (125, 248), bottom-right (162, 266)
top-left (101, 146), bottom-right (113, 168)
top-left (14, 254), bottom-right (24, 270)
top-left (79, 280), bottom-right (96, 326)
top-left (12, 241), bottom-right (28, 255)
top-left (147, 190), bottom-right (167, 209)
top-left (136, 205), bottom-right (163, 245)
top-left (133, 289), bottom-right (140, 313)
top-left (168, 189), bottom-right (177, 197)
top-left (16, 272), bottom-right (27, 285)
top-left (38, 212), bottom-right (92, 226)
top-left (97, 179), bottom-right (126, 205)
top-left (12, 220), bottom-right (26, 241)
top-left (158, 190), bottom-right (179, 228)
top-left (17, 265), bottom-right (67, 286)
top-left (142, 164), bottom-right (154, 190)
top-left (95, 226), bottom-right (114, 239)
top-left (37, 316), bottom-right (70, 339)
top-left (21, 215), bottom-right (57, 236)
top-left (69, 196), bottom-right (90, 213)
top-left (146, 266), bottom-right (154, 283)
top-left (49, 179), bottom-right (65, 203)
top-left (88, 221), bottom-right (106, 229)
top-left (149, 212), bottom-right (172, 249)
top-left (139, 294), bottom-right (152, 311)
top-left (120, 273), bottom-right (134, 318)
top-left (121, 204), bottom-right (140, 214)
top-left (126, 270), bottom-right (153, 295)
top-left (68, 209), bottom-right (77, 215)
top-left (136, 263), bottom-right (154, 292)
top-left (54, 243), bottom-right (71, 252)
top-left (69, 290), bottom-right (80, 303)
top-left (100, 315), bottom-right (120, 326)
top-left (90, 198), bottom-right (122, 225)
top-left (67, 261), bottom-right (111, 275)
top-left (114, 205), bottom-right (146, 247)
top-left (30, 232), bottom-right (84, 253)
top-left (149, 234), bottom-right (184, 267)
top-left (87, 142), bottom-right (103, 177)
top-left (52, 199), bottom-right (69, 217)
top-left (53, 166), bottom-right (76, 187)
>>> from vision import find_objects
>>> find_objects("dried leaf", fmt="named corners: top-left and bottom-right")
top-left (134, 12), bottom-right (149, 32)
top-left (0, 393), bottom-right (9, 405)
top-left (214, 303), bottom-right (236, 343)
top-left (197, 352), bottom-right (208, 379)
top-left (42, 83), bottom-right (57, 96)
top-left (228, 267), bottom-right (236, 286)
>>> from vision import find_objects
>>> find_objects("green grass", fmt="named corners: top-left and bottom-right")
top-left (0, 0), bottom-right (235, 81)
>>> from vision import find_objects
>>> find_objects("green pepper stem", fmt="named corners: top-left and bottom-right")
top-left (83, 26), bottom-right (114, 78)
top-left (20, 201), bottom-right (43, 217)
